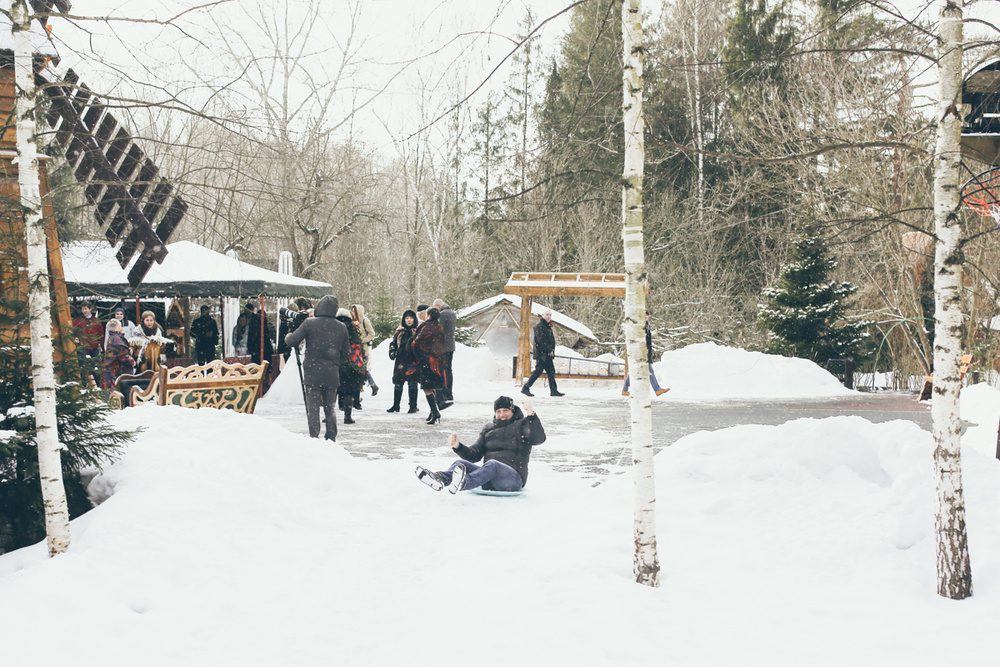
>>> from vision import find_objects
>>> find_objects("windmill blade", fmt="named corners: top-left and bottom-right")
top-left (41, 68), bottom-right (188, 289)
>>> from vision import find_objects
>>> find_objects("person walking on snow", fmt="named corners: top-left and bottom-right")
top-left (521, 309), bottom-right (564, 397)
top-left (415, 396), bottom-right (545, 494)
top-left (622, 313), bottom-right (669, 396)
top-left (434, 298), bottom-right (456, 402)
top-left (351, 303), bottom-right (379, 399)
top-left (283, 295), bottom-right (350, 441)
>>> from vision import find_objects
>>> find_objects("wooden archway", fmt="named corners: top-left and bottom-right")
top-left (503, 272), bottom-right (626, 383)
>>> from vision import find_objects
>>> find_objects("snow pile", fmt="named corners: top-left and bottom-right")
top-left (655, 342), bottom-right (852, 399)
top-left (2, 382), bottom-right (999, 663)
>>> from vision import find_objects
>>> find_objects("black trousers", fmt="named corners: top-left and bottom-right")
top-left (444, 351), bottom-right (454, 399)
top-left (525, 355), bottom-right (557, 392)
top-left (196, 346), bottom-right (217, 365)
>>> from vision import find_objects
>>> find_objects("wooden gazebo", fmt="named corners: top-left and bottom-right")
top-left (503, 272), bottom-right (626, 383)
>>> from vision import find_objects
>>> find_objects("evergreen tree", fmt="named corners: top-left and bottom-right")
top-left (0, 230), bottom-right (135, 553)
top-left (0, 341), bottom-right (134, 553)
top-left (758, 230), bottom-right (869, 363)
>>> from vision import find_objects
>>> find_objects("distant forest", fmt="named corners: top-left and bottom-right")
top-left (51, 0), bottom-right (1000, 380)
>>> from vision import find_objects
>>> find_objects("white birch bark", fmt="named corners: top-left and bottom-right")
top-left (12, 0), bottom-right (71, 556)
top-left (622, 0), bottom-right (659, 587)
top-left (931, 0), bottom-right (971, 600)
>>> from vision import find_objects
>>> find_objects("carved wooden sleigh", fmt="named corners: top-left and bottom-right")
top-left (128, 360), bottom-right (269, 414)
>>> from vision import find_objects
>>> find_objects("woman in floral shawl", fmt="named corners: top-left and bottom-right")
top-left (335, 308), bottom-right (366, 425)
top-left (408, 307), bottom-right (448, 424)
top-left (101, 319), bottom-right (135, 390)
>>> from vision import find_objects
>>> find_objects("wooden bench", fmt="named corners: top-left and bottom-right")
top-left (128, 360), bottom-right (269, 414)
top-left (919, 354), bottom-right (973, 401)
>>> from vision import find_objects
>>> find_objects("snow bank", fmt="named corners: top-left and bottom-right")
top-left (2, 391), bottom-right (1000, 664)
top-left (655, 342), bottom-right (853, 399)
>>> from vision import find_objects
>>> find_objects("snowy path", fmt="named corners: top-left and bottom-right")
top-left (256, 378), bottom-right (933, 486)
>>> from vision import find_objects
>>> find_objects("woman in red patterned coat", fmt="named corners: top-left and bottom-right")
top-left (409, 307), bottom-right (448, 425)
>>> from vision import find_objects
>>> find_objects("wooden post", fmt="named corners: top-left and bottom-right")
top-left (518, 296), bottom-right (533, 383)
top-left (258, 293), bottom-right (266, 364)
top-left (219, 296), bottom-right (225, 360)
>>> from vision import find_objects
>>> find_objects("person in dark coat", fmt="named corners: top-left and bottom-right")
top-left (387, 309), bottom-right (420, 413)
top-left (521, 308), bottom-right (564, 397)
top-left (190, 305), bottom-right (220, 365)
top-left (284, 295), bottom-right (350, 441)
top-left (622, 313), bottom-right (668, 397)
top-left (415, 396), bottom-right (546, 493)
top-left (276, 303), bottom-right (299, 359)
top-left (409, 306), bottom-right (448, 424)
top-left (335, 308), bottom-right (366, 425)
top-left (434, 298), bottom-right (457, 401)
top-left (246, 302), bottom-right (274, 366)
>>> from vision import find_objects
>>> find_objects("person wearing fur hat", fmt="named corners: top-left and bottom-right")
top-left (414, 396), bottom-right (545, 494)
top-left (386, 309), bottom-right (419, 413)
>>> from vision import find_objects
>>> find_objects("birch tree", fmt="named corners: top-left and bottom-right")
top-left (12, 0), bottom-right (70, 556)
top-left (930, 0), bottom-right (972, 600)
top-left (621, 0), bottom-right (658, 587)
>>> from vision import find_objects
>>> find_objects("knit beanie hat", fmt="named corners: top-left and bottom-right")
top-left (141, 310), bottom-right (156, 322)
top-left (494, 396), bottom-right (515, 412)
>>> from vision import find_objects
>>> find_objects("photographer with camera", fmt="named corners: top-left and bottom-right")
top-left (283, 295), bottom-right (350, 442)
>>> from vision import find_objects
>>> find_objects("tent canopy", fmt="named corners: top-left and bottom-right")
top-left (61, 241), bottom-right (331, 299)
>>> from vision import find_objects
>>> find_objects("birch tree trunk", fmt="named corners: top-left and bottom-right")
top-left (621, 0), bottom-right (659, 587)
top-left (931, 0), bottom-right (972, 600)
top-left (12, 0), bottom-right (71, 556)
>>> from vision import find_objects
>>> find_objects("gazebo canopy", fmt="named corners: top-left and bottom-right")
top-left (502, 272), bottom-right (626, 382)
top-left (61, 241), bottom-right (331, 299)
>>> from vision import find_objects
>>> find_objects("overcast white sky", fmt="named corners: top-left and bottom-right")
top-left (43, 0), bottom-right (575, 151)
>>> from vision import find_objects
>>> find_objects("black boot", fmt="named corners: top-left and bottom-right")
top-left (387, 385), bottom-right (403, 412)
top-left (407, 382), bottom-right (420, 413)
top-left (425, 393), bottom-right (441, 425)
top-left (343, 404), bottom-right (355, 424)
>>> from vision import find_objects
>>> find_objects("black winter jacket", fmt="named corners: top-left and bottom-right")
top-left (532, 318), bottom-right (556, 361)
top-left (389, 310), bottom-right (418, 385)
top-left (284, 295), bottom-right (350, 389)
top-left (190, 314), bottom-right (219, 350)
top-left (453, 406), bottom-right (546, 489)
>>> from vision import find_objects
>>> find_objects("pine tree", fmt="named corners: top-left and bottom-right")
top-left (758, 230), bottom-right (869, 363)
top-left (0, 339), bottom-right (134, 553)
top-left (0, 228), bottom-right (135, 553)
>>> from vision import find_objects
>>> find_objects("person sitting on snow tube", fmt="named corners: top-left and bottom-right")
top-left (414, 396), bottom-right (545, 494)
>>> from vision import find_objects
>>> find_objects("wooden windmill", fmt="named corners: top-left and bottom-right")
top-left (0, 0), bottom-right (187, 348)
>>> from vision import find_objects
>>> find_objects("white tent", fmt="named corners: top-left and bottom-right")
top-left (61, 241), bottom-right (331, 299)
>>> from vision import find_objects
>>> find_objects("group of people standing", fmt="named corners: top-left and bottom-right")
top-left (386, 299), bottom-right (455, 423)
top-left (286, 297), bottom-right (456, 441)
top-left (72, 301), bottom-right (170, 390)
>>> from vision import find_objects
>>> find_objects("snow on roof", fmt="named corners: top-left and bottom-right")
top-left (61, 241), bottom-right (332, 298)
top-left (0, 4), bottom-right (60, 60)
top-left (457, 294), bottom-right (596, 341)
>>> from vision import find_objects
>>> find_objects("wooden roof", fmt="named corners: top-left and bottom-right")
top-left (503, 272), bottom-right (626, 298)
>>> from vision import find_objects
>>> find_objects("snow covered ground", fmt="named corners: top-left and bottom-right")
top-left (2, 343), bottom-right (998, 666)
